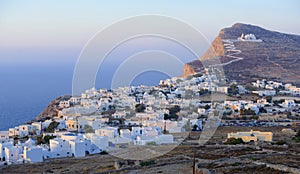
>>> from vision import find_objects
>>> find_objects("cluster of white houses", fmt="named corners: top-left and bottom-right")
top-left (1, 124), bottom-right (176, 165)
top-left (0, 131), bottom-right (109, 164)
top-left (252, 79), bottom-right (300, 96)
top-left (1, 72), bottom-right (299, 165)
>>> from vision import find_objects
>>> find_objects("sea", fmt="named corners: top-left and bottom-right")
top-left (0, 62), bottom-right (171, 131)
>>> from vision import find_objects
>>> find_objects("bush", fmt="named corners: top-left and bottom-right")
top-left (204, 105), bottom-right (210, 110)
top-left (83, 124), bottom-right (94, 133)
top-left (168, 105), bottom-right (180, 115)
top-left (228, 84), bottom-right (239, 95)
top-left (135, 103), bottom-right (146, 113)
top-left (100, 151), bottom-right (108, 155)
top-left (198, 89), bottom-right (210, 95)
top-left (259, 107), bottom-right (267, 113)
top-left (164, 113), bottom-right (178, 121)
top-left (272, 140), bottom-right (287, 145)
top-left (240, 108), bottom-right (256, 115)
top-left (224, 138), bottom-right (244, 145)
top-left (146, 141), bottom-right (157, 145)
top-left (292, 130), bottom-right (300, 142)
top-left (140, 160), bottom-right (155, 167)
top-left (43, 135), bottom-right (56, 144)
top-left (44, 135), bottom-right (56, 144)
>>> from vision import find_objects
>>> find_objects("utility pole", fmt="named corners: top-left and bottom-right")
top-left (164, 120), bottom-right (167, 134)
top-left (193, 149), bottom-right (196, 174)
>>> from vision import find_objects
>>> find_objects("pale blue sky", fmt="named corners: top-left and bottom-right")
top-left (0, 0), bottom-right (299, 64)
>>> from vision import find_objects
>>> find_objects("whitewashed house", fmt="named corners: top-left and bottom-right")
top-left (198, 108), bottom-right (206, 115)
top-left (8, 127), bottom-right (19, 137)
top-left (134, 134), bottom-right (173, 145)
top-left (252, 90), bottom-right (276, 96)
top-left (190, 119), bottom-right (203, 130)
top-left (59, 100), bottom-right (70, 109)
top-left (237, 85), bottom-right (246, 94)
top-left (69, 97), bottom-right (81, 105)
top-left (0, 140), bottom-right (13, 161)
top-left (95, 127), bottom-right (118, 140)
top-left (4, 146), bottom-right (19, 162)
top-left (48, 138), bottom-right (72, 158)
top-left (8, 126), bottom-right (29, 138)
top-left (0, 131), bottom-right (9, 140)
top-left (31, 122), bottom-right (42, 135)
top-left (84, 134), bottom-right (108, 151)
top-left (216, 86), bottom-right (228, 94)
top-left (282, 99), bottom-right (296, 108)
top-left (24, 146), bottom-right (43, 163)
top-left (68, 140), bottom-right (85, 157)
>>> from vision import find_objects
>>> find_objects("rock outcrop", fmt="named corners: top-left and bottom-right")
top-left (183, 23), bottom-right (300, 85)
top-left (35, 95), bottom-right (71, 121)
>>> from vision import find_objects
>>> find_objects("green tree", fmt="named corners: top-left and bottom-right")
top-left (265, 96), bottom-right (272, 103)
top-left (204, 105), bottom-right (210, 110)
top-left (45, 121), bottom-right (60, 133)
top-left (135, 103), bottom-right (146, 113)
top-left (229, 84), bottom-right (239, 95)
top-left (259, 107), bottom-right (267, 113)
top-left (83, 124), bottom-right (94, 133)
top-left (43, 135), bottom-right (56, 144)
top-left (198, 89), bottom-right (209, 95)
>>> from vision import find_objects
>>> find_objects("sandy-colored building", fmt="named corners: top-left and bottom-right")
top-left (227, 129), bottom-right (273, 142)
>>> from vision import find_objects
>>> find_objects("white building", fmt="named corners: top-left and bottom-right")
top-left (59, 100), bottom-right (70, 108)
top-left (282, 99), bottom-right (296, 108)
top-left (197, 108), bottom-right (206, 115)
top-left (69, 97), bottom-right (81, 105)
top-left (0, 140), bottom-right (13, 161)
top-left (68, 140), bottom-right (85, 157)
top-left (24, 146), bottom-right (43, 163)
top-left (134, 134), bottom-right (173, 145)
top-left (252, 90), bottom-right (276, 96)
top-left (4, 146), bottom-right (19, 162)
top-left (0, 131), bottom-right (9, 140)
top-left (84, 134), bottom-right (108, 151)
top-left (238, 33), bottom-right (262, 42)
top-left (95, 127), bottom-right (118, 140)
top-left (48, 138), bottom-right (72, 158)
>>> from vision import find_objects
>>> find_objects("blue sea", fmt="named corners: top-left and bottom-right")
top-left (0, 36), bottom-right (199, 130)
top-left (0, 62), bottom-right (171, 130)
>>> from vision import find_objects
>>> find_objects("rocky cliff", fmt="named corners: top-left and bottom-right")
top-left (200, 36), bottom-right (225, 60)
top-left (35, 95), bottom-right (71, 121)
top-left (183, 23), bottom-right (300, 85)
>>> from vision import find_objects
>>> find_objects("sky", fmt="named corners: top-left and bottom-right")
top-left (0, 0), bottom-right (299, 66)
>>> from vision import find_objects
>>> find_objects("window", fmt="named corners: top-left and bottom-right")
top-left (11, 154), bottom-right (13, 157)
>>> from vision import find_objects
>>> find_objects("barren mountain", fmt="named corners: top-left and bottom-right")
top-left (183, 23), bottom-right (300, 85)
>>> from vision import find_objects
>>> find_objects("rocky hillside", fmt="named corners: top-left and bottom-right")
top-left (35, 95), bottom-right (71, 121)
top-left (183, 23), bottom-right (300, 85)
